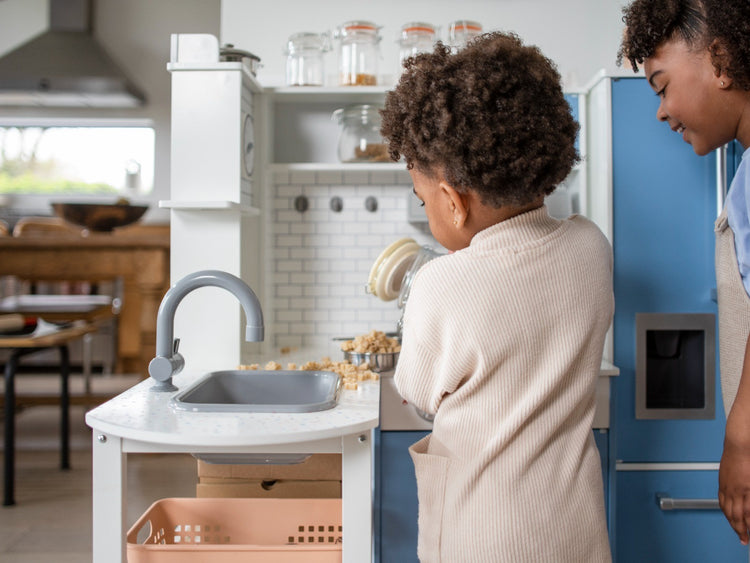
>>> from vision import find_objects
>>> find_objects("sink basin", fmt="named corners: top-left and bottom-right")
top-left (170, 370), bottom-right (342, 413)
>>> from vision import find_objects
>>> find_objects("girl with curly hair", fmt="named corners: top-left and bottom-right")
top-left (619, 0), bottom-right (750, 545)
top-left (381, 32), bottom-right (613, 562)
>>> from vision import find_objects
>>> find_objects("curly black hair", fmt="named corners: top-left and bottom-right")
top-left (380, 32), bottom-right (579, 208)
top-left (618, 0), bottom-right (750, 90)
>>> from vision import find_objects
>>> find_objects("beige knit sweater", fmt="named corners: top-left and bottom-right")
top-left (395, 206), bottom-right (613, 562)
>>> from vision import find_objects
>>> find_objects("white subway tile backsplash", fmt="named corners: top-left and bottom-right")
top-left (276, 285), bottom-right (303, 297)
top-left (342, 170), bottom-right (370, 184)
top-left (316, 221), bottom-right (344, 235)
top-left (290, 222), bottom-right (315, 235)
top-left (276, 235), bottom-right (304, 248)
top-left (268, 177), bottom-right (436, 349)
top-left (303, 309), bottom-right (329, 322)
top-left (316, 272), bottom-right (342, 285)
top-left (277, 260), bottom-right (302, 273)
top-left (303, 259), bottom-right (330, 273)
top-left (290, 273), bottom-right (316, 285)
top-left (272, 273), bottom-right (290, 284)
top-left (273, 170), bottom-right (291, 185)
top-left (316, 246), bottom-right (343, 260)
top-left (276, 210), bottom-right (301, 223)
top-left (276, 185), bottom-right (299, 197)
top-left (290, 170), bottom-right (317, 185)
top-left (304, 285), bottom-right (329, 297)
top-left (277, 310), bottom-right (303, 322)
top-left (316, 171), bottom-right (343, 184)
top-left (290, 247), bottom-right (315, 259)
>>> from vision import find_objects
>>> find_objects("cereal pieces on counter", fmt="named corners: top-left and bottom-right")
top-left (238, 355), bottom-right (379, 390)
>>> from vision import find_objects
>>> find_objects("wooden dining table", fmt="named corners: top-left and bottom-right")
top-left (0, 225), bottom-right (170, 376)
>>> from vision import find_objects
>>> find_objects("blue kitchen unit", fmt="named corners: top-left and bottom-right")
top-left (598, 74), bottom-right (748, 561)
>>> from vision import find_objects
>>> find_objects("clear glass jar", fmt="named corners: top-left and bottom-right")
top-left (448, 20), bottom-right (483, 53)
top-left (331, 104), bottom-right (388, 163)
top-left (284, 32), bottom-right (330, 86)
top-left (397, 22), bottom-right (437, 73)
top-left (335, 20), bottom-right (381, 86)
top-left (396, 245), bottom-right (444, 337)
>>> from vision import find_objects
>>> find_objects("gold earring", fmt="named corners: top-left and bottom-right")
top-left (453, 219), bottom-right (458, 226)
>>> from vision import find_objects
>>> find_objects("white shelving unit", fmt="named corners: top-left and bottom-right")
top-left (166, 33), bottom-right (266, 369)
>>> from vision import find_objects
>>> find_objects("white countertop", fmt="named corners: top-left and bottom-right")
top-left (84, 354), bottom-right (618, 447)
top-left (600, 360), bottom-right (620, 377)
top-left (85, 370), bottom-right (380, 448)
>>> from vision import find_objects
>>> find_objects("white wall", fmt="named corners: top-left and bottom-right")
top-left (221, 0), bottom-right (628, 90)
top-left (0, 0), bottom-right (220, 222)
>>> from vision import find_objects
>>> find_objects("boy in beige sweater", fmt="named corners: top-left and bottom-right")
top-left (380, 32), bottom-right (614, 562)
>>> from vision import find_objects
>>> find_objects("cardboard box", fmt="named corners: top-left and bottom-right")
top-left (196, 479), bottom-right (342, 499)
top-left (196, 453), bottom-right (341, 481)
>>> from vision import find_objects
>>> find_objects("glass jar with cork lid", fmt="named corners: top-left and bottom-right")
top-left (284, 32), bottom-right (330, 86)
top-left (448, 20), bottom-right (483, 53)
top-left (331, 104), bottom-right (389, 163)
top-left (334, 20), bottom-right (381, 86)
top-left (397, 22), bottom-right (437, 74)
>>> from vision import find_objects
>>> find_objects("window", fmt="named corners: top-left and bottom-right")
top-left (0, 121), bottom-right (154, 197)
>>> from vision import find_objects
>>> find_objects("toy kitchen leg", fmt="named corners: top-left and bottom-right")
top-left (342, 430), bottom-right (374, 562)
top-left (91, 432), bottom-right (127, 562)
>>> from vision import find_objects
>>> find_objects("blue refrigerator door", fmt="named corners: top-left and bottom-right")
top-left (611, 77), bottom-right (724, 463)
top-left (611, 77), bottom-right (748, 562)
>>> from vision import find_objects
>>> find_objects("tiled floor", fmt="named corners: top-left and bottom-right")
top-left (0, 374), bottom-right (198, 563)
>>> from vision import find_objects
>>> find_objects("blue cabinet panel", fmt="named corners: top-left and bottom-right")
top-left (616, 470), bottom-right (747, 562)
top-left (611, 77), bottom-right (725, 462)
top-left (377, 430), bottom-right (428, 563)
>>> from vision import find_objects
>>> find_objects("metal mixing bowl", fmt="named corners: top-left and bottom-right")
top-left (343, 350), bottom-right (399, 373)
top-left (52, 202), bottom-right (148, 232)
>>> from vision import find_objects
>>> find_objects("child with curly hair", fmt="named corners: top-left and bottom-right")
top-left (619, 0), bottom-right (750, 545)
top-left (381, 32), bottom-right (614, 562)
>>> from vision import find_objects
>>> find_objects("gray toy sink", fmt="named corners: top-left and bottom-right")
top-left (170, 370), bottom-right (342, 413)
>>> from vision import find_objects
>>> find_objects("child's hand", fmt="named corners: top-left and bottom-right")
top-left (719, 407), bottom-right (750, 544)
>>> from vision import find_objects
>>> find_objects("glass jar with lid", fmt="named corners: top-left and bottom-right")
top-left (397, 22), bottom-right (437, 73)
top-left (331, 104), bottom-right (389, 163)
top-left (448, 20), bottom-right (483, 53)
top-left (334, 20), bottom-right (381, 86)
top-left (284, 32), bottom-right (331, 86)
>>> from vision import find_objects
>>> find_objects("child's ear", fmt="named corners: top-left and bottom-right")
top-left (439, 180), bottom-right (470, 228)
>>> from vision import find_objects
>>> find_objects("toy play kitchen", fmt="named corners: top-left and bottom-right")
top-left (85, 270), bottom-right (379, 562)
top-left (85, 33), bottom-right (623, 563)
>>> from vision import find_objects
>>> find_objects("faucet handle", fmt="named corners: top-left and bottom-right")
top-left (173, 338), bottom-right (180, 354)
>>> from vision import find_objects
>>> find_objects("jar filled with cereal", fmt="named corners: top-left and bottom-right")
top-left (331, 104), bottom-right (389, 163)
top-left (334, 20), bottom-right (381, 86)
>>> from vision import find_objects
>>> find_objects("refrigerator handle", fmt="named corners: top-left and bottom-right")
top-left (656, 493), bottom-right (720, 511)
top-left (717, 143), bottom-right (728, 217)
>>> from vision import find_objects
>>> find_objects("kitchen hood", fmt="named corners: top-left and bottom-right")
top-left (0, 0), bottom-right (146, 108)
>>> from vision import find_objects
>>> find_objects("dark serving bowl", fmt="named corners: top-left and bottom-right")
top-left (52, 202), bottom-right (148, 232)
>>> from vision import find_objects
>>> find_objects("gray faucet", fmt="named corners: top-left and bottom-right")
top-left (148, 270), bottom-right (264, 392)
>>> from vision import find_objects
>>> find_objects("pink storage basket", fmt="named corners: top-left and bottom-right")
top-left (127, 497), bottom-right (342, 563)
